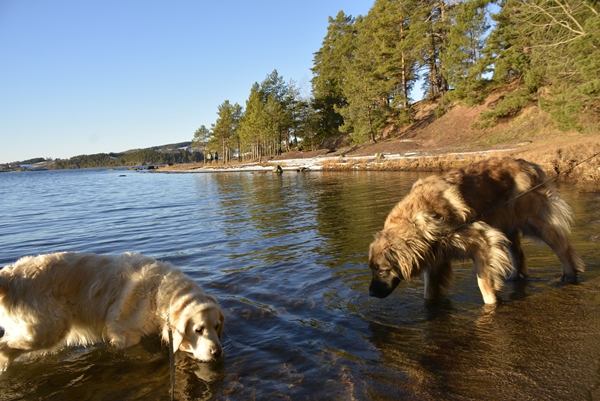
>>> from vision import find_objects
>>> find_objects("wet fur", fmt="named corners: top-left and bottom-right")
top-left (0, 252), bottom-right (225, 371)
top-left (369, 157), bottom-right (584, 304)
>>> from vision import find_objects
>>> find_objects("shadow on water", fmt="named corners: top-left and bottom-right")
top-left (1, 170), bottom-right (600, 399)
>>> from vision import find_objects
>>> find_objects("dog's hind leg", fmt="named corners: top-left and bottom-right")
top-left (0, 301), bottom-right (73, 370)
top-left (520, 189), bottom-right (584, 282)
top-left (0, 323), bottom-right (64, 371)
top-left (523, 218), bottom-right (584, 283)
top-left (506, 230), bottom-right (528, 281)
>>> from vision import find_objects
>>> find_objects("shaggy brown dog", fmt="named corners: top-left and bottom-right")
top-left (0, 252), bottom-right (225, 371)
top-left (369, 157), bottom-right (584, 304)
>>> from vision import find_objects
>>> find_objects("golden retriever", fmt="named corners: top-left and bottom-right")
top-left (0, 252), bottom-right (225, 371)
top-left (369, 157), bottom-right (584, 304)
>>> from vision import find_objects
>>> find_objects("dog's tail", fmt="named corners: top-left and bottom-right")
top-left (523, 162), bottom-right (574, 233)
top-left (546, 187), bottom-right (575, 233)
top-left (528, 164), bottom-right (585, 275)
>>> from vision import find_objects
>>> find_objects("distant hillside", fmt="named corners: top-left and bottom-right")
top-left (0, 141), bottom-right (205, 171)
top-left (123, 141), bottom-right (194, 154)
top-left (49, 141), bottom-right (202, 169)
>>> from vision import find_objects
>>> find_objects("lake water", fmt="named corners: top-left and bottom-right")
top-left (0, 168), bottom-right (599, 400)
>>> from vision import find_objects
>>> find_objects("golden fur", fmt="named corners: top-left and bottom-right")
top-left (369, 157), bottom-right (584, 304)
top-left (0, 252), bottom-right (225, 371)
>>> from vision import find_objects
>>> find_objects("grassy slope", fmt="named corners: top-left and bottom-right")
top-left (326, 91), bottom-right (600, 192)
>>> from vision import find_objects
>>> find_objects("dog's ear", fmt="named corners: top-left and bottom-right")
top-left (0, 276), bottom-right (8, 299)
top-left (371, 232), bottom-right (405, 280)
top-left (217, 308), bottom-right (225, 338)
top-left (162, 323), bottom-right (182, 351)
top-left (382, 245), bottom-right (405, 279)
top-left (203, 296), bottom-right (225, 338)
top-left (383, 231), bottom-right (420, 280)
top-left (172, 330), bottom-right (185, 352)
top-left (162, 317), bottom-right (187, 351)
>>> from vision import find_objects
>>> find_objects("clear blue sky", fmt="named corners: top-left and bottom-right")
top-left (0, 1), bottom-right (373, 164)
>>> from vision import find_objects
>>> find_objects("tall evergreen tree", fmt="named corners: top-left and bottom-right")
top-left (442, 0), bottom-right (492, 103)
top-left (210, 100), bottom-right (242, 163)
top-left (337, 0), bottom-right (423, 144)
top-left (238, 71), bottom-right (302, 159)
top-left (239, 83), bottom-right (267, 160)
top-left (483, 0), bottom-right (532, 86)
top-left (191, 125), bottom-right (211, 164)
top-left (410, 0), bottom-right (454, 99)
top-left (311, 11), bottom-right (357, 139)
top-left (337, 15), bottom-right (386, 144)
top-left (371, 0), bottom-right (420, 121)
top-left (259, 70), bottom-right (294, 155)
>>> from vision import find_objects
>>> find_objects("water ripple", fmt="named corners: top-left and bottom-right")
top-left (1, 170), bottom-right (599, 400)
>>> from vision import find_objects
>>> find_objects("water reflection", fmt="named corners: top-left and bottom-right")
top-left (0, 171), bottom-right (599, 400)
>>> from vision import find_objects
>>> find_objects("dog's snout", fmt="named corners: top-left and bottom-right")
top-left (369, 276), bottom-right (401, 299)
top-left (211, 345), bottom-right (223, 357)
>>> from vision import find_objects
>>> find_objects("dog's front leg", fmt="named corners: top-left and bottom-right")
top-left (0, 338), bottom-right (27, 371)
top-left (423, 260), bottom-right (453, 302)
top-left (475, 275), bottom-right (498, 305)
top-left (472, 251), bottom-right (500, 304)
top-left (423, 269), bottom-right (436, 302)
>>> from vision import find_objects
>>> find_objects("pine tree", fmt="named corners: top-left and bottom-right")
top-left (371, 0), bottom-right (420, 112)
top-left (311, 11), bottom-right (358, 139)
top-left (411, 0), bottom-right (454, 99)
top-left (516, 0), bottom-right (599, 130)
top-left (238, 71), bottom-right (303, 159)
top-left (337, 0), bottom-right (423, 144)
top-left (442, 0), bottom-right (492, 104)
top-left (191, 125), bottom-right (211, 164)
top-left (337, 15), bottom-right (387, 144)
top-left (239, 82), bottom-right (267, 160)
top-left (483, 0), bottom-right (532, 86)
top-left (210, 100), bottom-right (242, 163)
top-left (476, 0), bottom-right (598, 130)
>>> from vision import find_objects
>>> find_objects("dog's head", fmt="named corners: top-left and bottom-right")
top-left (368, 230), bottom-right (416, 298)
top-left (165, 296), bottom-right (225, 362)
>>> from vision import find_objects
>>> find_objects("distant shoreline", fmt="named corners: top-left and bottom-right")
top-left (158, 143), bottom-right (600, 192)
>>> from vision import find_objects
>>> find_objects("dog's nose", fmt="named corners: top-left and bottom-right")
top-left (211, 346), bottom-right (222, 357)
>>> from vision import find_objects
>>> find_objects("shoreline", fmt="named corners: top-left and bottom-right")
top-left (158, 149), bottom-right (510, 173)
top-left (157, 143), bottom-right (600, 192)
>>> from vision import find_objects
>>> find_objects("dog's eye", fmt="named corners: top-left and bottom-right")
top-left (195, 327), bottom-right (204, 335)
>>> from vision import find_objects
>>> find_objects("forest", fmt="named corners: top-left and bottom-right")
top-left (51, 148), bottom-right (203, 169)
top-left (196, 0), bottom-right (599, 163)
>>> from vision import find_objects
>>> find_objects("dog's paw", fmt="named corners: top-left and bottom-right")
top-left (561, 274), bottom-right (578, 284)
top-left (0, 355), bottom-right (9, 372)
top-left (506, 272), bottom-right (528, 282)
